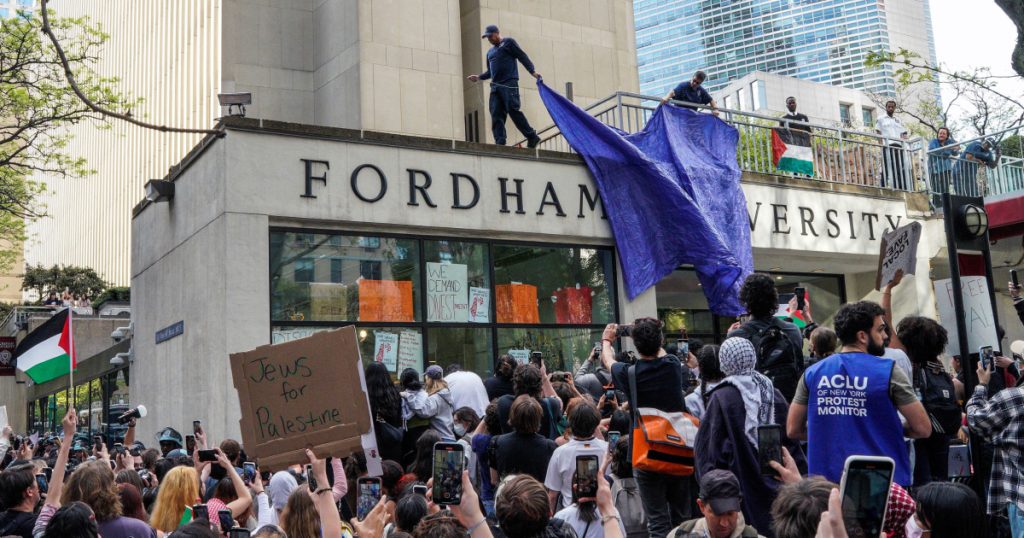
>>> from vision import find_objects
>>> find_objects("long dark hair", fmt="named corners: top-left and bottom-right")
top-left (366, 362), bottom-right (402, 424)
top-left (410, 430), bottom-right (441, 482)
top-left (915, 482), bottom-right (985, 538)
top-left (697, 344), bottom-right (723, 407)
top-left (43, 502), bottom-right (99, 538)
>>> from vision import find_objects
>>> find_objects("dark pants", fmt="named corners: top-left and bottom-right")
top-left (635, 469), bottom-right (690, 538)
top-left (489, 85), bottom-right (536, 145)
top-left (913, 434), bottom-right (950, 486)
top-left (882, 143), bottom-right (908, 190)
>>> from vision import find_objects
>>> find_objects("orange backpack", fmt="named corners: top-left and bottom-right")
top-left (628, 363), bottom-right (700, 476)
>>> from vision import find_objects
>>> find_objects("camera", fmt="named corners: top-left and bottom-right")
top-left (616, 325), bottom-right (633, 338)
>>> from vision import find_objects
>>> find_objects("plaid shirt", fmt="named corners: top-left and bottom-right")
top-left (967, 385), bottom-right (1024, 514)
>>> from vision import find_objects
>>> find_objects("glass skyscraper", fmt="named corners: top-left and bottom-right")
top-left (636, 0), bottom-right (933, 97)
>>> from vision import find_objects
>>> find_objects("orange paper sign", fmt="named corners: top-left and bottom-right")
top-left (496, 283), bottom-right (540, 323)
top-left (554, 287), bottom-right (593, 324)
top-left (358, 280), bottom-right (414, 322)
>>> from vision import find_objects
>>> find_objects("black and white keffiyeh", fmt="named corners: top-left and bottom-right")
top-left (719, 337), bottom-right (776, 447)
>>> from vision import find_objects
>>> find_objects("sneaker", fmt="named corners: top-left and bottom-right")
top-left (527, 135), bottom-right (541, 148)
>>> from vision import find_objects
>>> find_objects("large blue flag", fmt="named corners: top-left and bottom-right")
top-left (537, 82), bottom-right (752, 316)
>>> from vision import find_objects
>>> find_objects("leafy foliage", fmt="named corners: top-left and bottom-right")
top-left (21, 264), bottom-right (109, 301)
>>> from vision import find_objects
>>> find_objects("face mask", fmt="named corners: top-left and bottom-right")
top-left (454, 424), bottom-right (466, 437)
top-left (905, 515), bottom-right (926, 538)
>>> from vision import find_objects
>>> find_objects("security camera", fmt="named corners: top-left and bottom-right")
top-left (110, 351), bottom-right (132, 366)
top-left (111, 327), bottom-right (127, 341)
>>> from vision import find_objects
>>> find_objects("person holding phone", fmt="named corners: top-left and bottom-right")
top-left (544, 403), bottom-right (608, 512)
top-left (694, 337), bottom-right (806, 535)
top-left (494, 363), bottom-right (563, 440)
top-left (202, 449), bottom-right (253, 527)
top-left (968, 357), bottom-right (1024, 535)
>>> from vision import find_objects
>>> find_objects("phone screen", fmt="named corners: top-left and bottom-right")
top-left (228, 529), bottom-right (251, 538)
top-left (607, 431), bottom-right (621, 453)
top-left (676, 339), bottom-right (689, 357)
top-left (794, 287), bottom-right (806, 311)
top-left (357, 478), bottom-right (382, 520)
top-left (305, 464), bottom-right (318, 492)
top-left (35, 474), bottom-right (48, 494)
top-left (840, 457), bottom-right (895, 538)
top-left (193, 420), bottom-right (202, 434)
top-left (197, 449), bottom-right (217, 462)
top-left (757, 425), bottom-right (782, 475)
top-left (980, 346), bottom-right (994, 369)
top-left (432, 442), bottom-right (465, 505)
top-left (218, 509), bottom-right (234, 533)
top-left (242, 462), bottom-right (256, 484)
top-left (573, 455), bottom-right (599, 502)
top-left (530, 352), bottom-right (543, 367)
top-left (412, 484), bottom-right (428, 496)
top-left (185, 435), bottom-right (196, 453)
top-left (192, 504), bottom-right (209, 521)
top-left (1012, 269), bottom-right (1020, 289)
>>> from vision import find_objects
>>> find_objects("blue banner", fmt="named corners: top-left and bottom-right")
top-left (537, 82), bottom-right (752, 315)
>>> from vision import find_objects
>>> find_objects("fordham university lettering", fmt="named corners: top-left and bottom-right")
top-left (747, 201), bottom-right (902, 241)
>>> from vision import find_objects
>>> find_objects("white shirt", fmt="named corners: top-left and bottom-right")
top-left (444, 370), bottom-right (490, 417)
top-left (544, 437), bottom-right (608, 510)
top-left (876, 114), bottom-right (907, 144)
top-left (553, 505), bottom-right (625, 538)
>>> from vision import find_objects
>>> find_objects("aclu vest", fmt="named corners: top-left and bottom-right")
top-left (805, 352), bottom-right (911, 486)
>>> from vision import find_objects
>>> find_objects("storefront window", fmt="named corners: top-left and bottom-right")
top-left (270, 232), bottom-right (421, 323)
top-left (271, 326), bottom-right (423, 375)
top-left (427, 328), bottom-right (492, 376)
top-left (493, 245), bottom-right (615, 325)
top-left (423, 240), bottom-right (490, 323)
top-left (496, 328), bottom-right (604, 373)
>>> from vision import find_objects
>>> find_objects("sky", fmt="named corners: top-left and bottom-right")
top-left (929, 0), bottom-right (1023, 132)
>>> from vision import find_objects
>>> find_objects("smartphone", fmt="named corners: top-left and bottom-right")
top-left (573, 455), bottom-right (599, 502)
top-left (794, 287), bottom-right (806, 311)
top-left (530, 351), bottom-right (543, 367)
top-left (980, 346), bottom-right (995, 369)
top-left (114, 443), bottom-right (125, 455)
top-left (607, 431), bottom-right (621, 452)
top-left (757, 425), bottom-right (783, 476)
top-left (41, 467), bottom-right (52, 482)
top-left (1012, 269), bottom-right (1020, 290)
top-left (192, 503), bottom-right (209, 521)
top-left (242, 461), bottom-right (256, 484)
top-left (217, 509), bottom-right (234, 534)
top-left (228, 529), bottom-right (251, 538)
top-left (676, 338), bottom-right (689, 357)
top-left (432, 441), bottom-right (465, 505)
top-left (839, 456), bottom-right (895, 538)
top-left (197, 449), bottom-right (217, 462)
top-left (193, 420), bottom-right (202, 434)
top-left (35, 473), bottom-right (48, 494)
top-left (305, 463), bottom-right (318, 492)
top-left (93, 435), bottom-right (102, 448)
top-left (604, 389), bottom-right (616, 402)
top-left (412, 484), bottom-right (428, 496)
top-left (616, 325), bottom-right (632, 338)
top-left (357, 477), bottom-right (383, 520)
top-left (185, 435), bottom-right (196, 454)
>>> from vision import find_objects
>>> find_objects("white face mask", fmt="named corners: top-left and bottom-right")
top-left (454, 424), bottom-right (466, 437)
top-left (905, 514), bottom-right (927, 538)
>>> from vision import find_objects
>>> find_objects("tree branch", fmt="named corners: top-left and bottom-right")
top-left (38, 0), bottom-right (222, 136)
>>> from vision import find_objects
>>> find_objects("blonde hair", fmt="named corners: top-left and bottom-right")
top-left (281, 488), bottom-right (320, 538)
top-left (150, 466), bottom-right (200, 532)
top-left (425, 376), bottom-right (448, 395)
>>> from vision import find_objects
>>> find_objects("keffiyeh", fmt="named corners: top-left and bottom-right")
top-left (719, 337), bottom-right (775, 446)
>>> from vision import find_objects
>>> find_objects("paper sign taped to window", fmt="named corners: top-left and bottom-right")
top-left (508, 349), bottom-right (530, 364)
top-left (374, 331), bottom-right (399, 372)
top-left (230, 326), bottom-right (372, 470)
top-left (875, 222), bottom-right (922, 290)
top-left (397, 331), bottom-right (423, 373)
top-left (426, 263), bottom-right (468, 322)
top-left (468, 287), bottom-right (490, 323)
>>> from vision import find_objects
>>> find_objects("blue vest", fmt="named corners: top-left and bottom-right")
top-left (805, 352), bottom-right (911, 485)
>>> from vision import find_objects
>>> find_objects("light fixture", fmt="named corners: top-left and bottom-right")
top-left (359, 329), bottom-right (368, 342)
top-left (959, 204), bottom-right (988, 238)
top-left (218, 92), bottom-right (252, 117)
top-left (776, 276), bottom-right (783, 280)
top-left (768, 267), bottom-right (782, 271)
top-left (811, 268), bottom-right (825, 273)
top-left (144, 179), bottom-right (175, 203)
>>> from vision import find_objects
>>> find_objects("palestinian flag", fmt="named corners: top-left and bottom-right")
top-left (14, 308), bottom-right (76, 384)
top-left (771, 128), bottom-right (814, 175)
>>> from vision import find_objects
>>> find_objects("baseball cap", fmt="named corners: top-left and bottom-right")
top-left (482, 24), bottom-right (499, 38)
top-left (699, 469), bottom-right (742, 515)
top-left (425, 365), bottom-right (444, 380)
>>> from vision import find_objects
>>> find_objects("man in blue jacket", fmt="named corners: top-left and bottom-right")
top-left (468, 25), bottom-right (542, 148)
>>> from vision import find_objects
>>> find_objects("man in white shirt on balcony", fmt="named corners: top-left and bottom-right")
top-left (875, 100), bottom-right (910, 190)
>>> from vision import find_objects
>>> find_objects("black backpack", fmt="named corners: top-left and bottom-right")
top-left (747, 318), bottom-right (803, 401)
top-left (915, 366), bottom-right (962, 436)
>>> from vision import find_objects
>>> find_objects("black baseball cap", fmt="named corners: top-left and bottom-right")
top-left (699, 469), bottom-right (742, 514)
top-left (482, 25), bottom-right (499, 38)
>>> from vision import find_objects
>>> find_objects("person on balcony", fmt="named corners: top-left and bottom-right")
top-left (660, 70), bottom-right (719, 116)
top-left (467, 25), bottom-right (542, 149)
top-left (875, 100), bottom-right (910, 190)
top-left (779, 96), bottom-right (811, 133)
top-left (928, 127), bottom-right (959, 195)
top-left (956, 138), bottom-right (999, 197)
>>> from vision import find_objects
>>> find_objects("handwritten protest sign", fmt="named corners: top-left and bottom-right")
top-left (427, 263), bottom-right (468, 322)
top-left (934, 277), bottom-right (999, 353)
top-left (373, 332), bottom-right (399, 371)
top-left (230, 326), bottom-right (371, 470)
top-left (508, 349), bottom-right (530, 364)
top-left (468, 287), bottom-right (490, 323)
top-left (397, 331), bottom-right (423, 373)
top-left (875, 222), bottom-right (922, 290)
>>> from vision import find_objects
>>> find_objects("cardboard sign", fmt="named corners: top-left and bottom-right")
top-left (426, 263), bottom-right (468, 322)
top-left (397, 331), bottom-right (423, 373)
top-left (934, 277), bottom-right (1000, 353)
top-left (373, 331), bottom-right (399, 371)
top-left (875, 222), bottom-right (922, 290)
top-left (230, 326), bottom-right (372, 470)
top-left (468, 287), bottom-right (490, 323)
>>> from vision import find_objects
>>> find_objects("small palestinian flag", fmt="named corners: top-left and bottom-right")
top-left (771, 128), bottom-right (814, 175)
top-left (14, 308), bottom-right (76, 384)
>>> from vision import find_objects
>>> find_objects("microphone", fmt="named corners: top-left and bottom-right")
top-left (116, 405), bottom-right (147, 425)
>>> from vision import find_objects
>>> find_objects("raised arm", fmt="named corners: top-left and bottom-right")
top-left (600, 323), bottom-right (618, 372)
top-left (47, 408), bottom-right (77, 507)
top-left (215, 449), bottom-right (253, 518)
top-left (308, 449), bottom-right (343, 538)
top-left (882, 269), bottom-right (904, 350)
top-left (331, 456), bottom-right (348, 502)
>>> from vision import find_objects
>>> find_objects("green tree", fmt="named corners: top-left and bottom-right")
top-left (21, 264), bottom-right (109, 301)
top-left (1, 11), bottom-right (137, 272)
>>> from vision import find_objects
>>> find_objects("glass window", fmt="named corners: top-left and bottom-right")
top-left (270, 232), bottom-right (421, 322)
top-left (424, 240), bottom-right (490, 323)
top-left (861, 107), bottom-right (874, 127)
top-left (839, 103), bottom-right (852, 126)
top-left (493, 244), bottom-right (615, 325)
top-left (272, 326), bottom-right (423, 376)
top-left (427, 328), bottom-right (493, 376)
top-left (751, 80), bottom-right (766, 110)
top-left (497, 328), bottom-right (604, 374)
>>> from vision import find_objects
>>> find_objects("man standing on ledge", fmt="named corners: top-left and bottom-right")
top-left (468, 25), bottom-right (542, 148)
top-left (661, 70), bottom-right (718, 116)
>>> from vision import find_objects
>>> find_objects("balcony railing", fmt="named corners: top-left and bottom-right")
top-left (0, 306), bottom-right (58, 337)
top-left (922, 126), bottom-right (1024, 201)
top-left (526, 91), bottom-right (1024, 200)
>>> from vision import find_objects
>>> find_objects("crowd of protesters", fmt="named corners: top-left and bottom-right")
top-left (3, 275), bottom-right (1023, 538)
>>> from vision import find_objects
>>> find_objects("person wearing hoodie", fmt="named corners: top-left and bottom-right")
top-left (403, 365), bottom-right (456, 440)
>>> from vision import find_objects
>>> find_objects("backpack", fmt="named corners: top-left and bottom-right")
top-left (915, 365), bottom-right (961, 436)
top-left (627, 365), bottom-right (700, 476)
top-left (611, 476), bottom-right (649, 538)
top-left (747, 318), bottom-right (804, 401)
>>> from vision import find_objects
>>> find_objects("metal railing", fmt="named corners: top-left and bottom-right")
top-left (0, 306), bottom-right (58, 336)
top-left (527, 91), bottom-right (924, 192)
top-left (922, 126), bottom-right (1024, 201)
